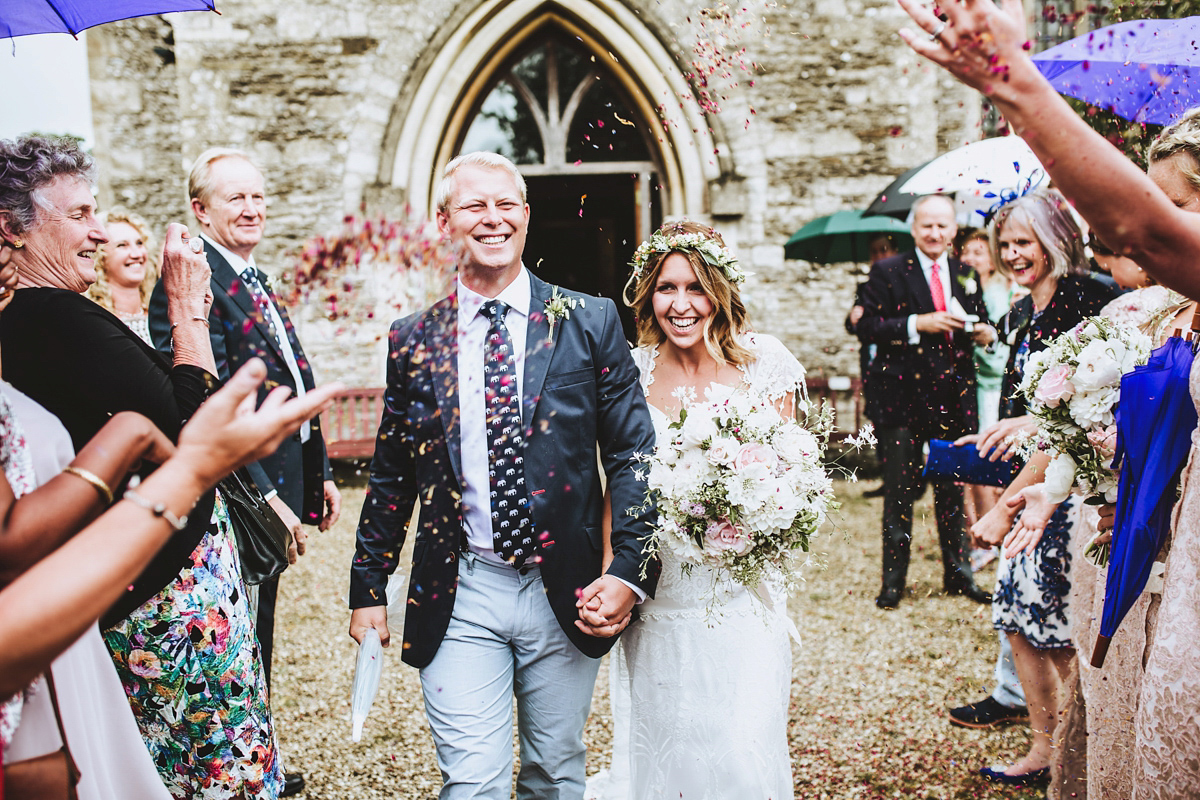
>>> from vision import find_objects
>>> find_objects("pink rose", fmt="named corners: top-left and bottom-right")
top-left (1087, 424), bottom-right (1118, 461)
top-left (705, 519), bottom-right (753, 555)
top-left (1035, 364), bottom-right (1075, 408)
top-left (733, 442), bottom-right (778, 473)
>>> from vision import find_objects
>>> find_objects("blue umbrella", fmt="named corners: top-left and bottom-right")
top-left (3, 0), bottom-right (217, 39)
top-left (1094, 336), bottom-right (1199, 667)
top-left (1033, 18), bottom-right (1200, 125)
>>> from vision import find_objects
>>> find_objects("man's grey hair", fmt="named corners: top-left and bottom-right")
top-left (188, 146), bottom-right (262, 206)
top-left (905, 193), bottom-right (956, 228)
top-left (0, 135), bottom-right (96, 235)
top-left (434, 152), bottom-right (527, 212)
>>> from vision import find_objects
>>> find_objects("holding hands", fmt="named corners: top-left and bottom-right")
top-left (576, 575), bottom-right (636, 638)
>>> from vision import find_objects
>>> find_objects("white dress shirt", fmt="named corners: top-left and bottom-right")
top-left (201, 234), bottom-right (309, 442)
top-left (906, 249), bottom-right (953, 343)
top-left (457, 268), bottom-right (531, 565)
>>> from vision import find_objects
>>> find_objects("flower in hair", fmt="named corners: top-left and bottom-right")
top-left (629, 230), bottom-right (749, 285)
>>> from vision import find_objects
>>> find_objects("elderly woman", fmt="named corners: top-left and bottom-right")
top-left (0, 135), bottom-right (282, 799)
top-left (86, 208), bottom-right (158, 344)
top-left (959, 190), bottom-right (1116, 787)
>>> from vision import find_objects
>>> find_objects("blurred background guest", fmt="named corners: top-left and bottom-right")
top-left (847, 232), bottom-right (901, 499)
top-left (86, 208), bottom-right (159, 345)
top-left (0, 134), bottom-right (282, 799)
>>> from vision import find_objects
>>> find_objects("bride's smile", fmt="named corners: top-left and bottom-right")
top-left (653, 252), bottom-right (713, 351)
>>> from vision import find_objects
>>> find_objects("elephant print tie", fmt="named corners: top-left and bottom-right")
top-left (481, 300), bottom-right (534, 566)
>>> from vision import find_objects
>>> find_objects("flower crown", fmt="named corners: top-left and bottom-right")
top-left (629, 230), bottom-right (748, 285)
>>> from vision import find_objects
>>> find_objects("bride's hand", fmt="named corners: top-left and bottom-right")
top-left (575, 575), bottom-right (637, 638)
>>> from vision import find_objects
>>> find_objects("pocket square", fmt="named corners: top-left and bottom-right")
top-left (923, 440), bottom-right (1021, 487)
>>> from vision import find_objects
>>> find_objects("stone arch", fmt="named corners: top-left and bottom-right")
top-left (377, 0), bottom-right (720, 216)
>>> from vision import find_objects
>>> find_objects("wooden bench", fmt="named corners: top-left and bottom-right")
top-left (320, 378), bottom-right (865, 460)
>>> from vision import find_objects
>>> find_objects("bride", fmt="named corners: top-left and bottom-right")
top-left (589, 220), bottom-right (802, 799)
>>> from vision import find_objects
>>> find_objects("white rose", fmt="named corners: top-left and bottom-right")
top-left (706, 436), bottom-right (739, 465)
top-left (1043, 452), bottom-right (1077, 504)
top-left (679, 410), bottom-right (719, 449)
top-left (1073, 340), bottom-right (1125, 392)
top-left (672, 448), bottom-right (714, 493)
top-left (776, 427), bottom-right (820, 464)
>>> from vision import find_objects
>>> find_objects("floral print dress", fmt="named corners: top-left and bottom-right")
top-left (103, 495), bottom-right (284, 800)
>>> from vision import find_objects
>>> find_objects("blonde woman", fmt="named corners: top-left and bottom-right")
top-left (592, 220), bottom-right (803, 800)
top-left (87, 208), bottom-right (158, 344)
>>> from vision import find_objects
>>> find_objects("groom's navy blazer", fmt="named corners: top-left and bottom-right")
top-left (350, 272), bottom-right (660, 668)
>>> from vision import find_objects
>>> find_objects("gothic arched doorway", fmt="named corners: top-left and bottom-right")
top-left (455, 31), bottom-right (663, 336)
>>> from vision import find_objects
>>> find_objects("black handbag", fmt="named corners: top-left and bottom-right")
top-left (219, 466), bottom-right (292, 585)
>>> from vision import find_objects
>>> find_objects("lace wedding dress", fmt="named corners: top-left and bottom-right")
top-left (589, 333), bottom-right (801, 800)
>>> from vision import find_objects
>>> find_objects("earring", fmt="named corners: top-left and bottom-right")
top-left (8, 239), bottom-right (22, 249)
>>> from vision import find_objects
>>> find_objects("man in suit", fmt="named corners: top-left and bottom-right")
top-left (856, 194), bottom-right (994, 609)
top-left (348, 151), bottom-right (659, 799)
top-left (150, 148), bottom-right (339, 796)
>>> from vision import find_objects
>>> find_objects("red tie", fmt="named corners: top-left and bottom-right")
top-left (929, 264), bottom-right (947, 312)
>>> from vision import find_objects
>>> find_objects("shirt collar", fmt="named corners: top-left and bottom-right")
top-left (200, 233), bottom-right (256, 275)
top-left (915, 248), bottom-right (948, 273)
top-left (457, 266), bottom-right (532, 325)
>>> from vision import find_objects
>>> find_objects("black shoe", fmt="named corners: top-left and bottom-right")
top-left (945, 583), bottom-right (992, 603)
top-left (862, 485), bottom-right (886, 498)
top-left (875, 587), bottom-right (901, 609)
top-left (979, 765), bottom-right (1050, 787)
top-left (282, 772), bottom-right (306, 797)
top-left (948, 696), bottom-right (1029, 729)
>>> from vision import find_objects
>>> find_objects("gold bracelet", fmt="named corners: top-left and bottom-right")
top-left (121, 476), bottom-right (190, 532)
top-left (63, 465), bottom-right (115, 506)
top-left (170, 316), bottom-right (210, 332)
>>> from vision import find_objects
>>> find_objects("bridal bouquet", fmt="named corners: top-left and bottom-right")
top-left (637, 384), bottom-right (854, 592)
top-left (1018, 315), bottom-right (1152, 505)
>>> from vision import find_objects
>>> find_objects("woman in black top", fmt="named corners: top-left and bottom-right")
top-left (961, 190), bottom-right (1117, 786)
top-left (0, 135), bottom-right (283, 799)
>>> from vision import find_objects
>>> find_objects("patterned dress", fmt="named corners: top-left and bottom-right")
top-left (103, 497), bottom-right (284, 800)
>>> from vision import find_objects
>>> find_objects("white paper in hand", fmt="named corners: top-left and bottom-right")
top-left (351, 628), bottom-right (383, 742)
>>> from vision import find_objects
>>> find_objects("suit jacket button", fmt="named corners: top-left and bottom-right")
top-left (293, 432), bottom-right (302, 442)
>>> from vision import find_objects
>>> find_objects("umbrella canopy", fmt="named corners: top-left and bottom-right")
top-left (1094, 336), bottom-right (1199, 667)
top-left (864, 162), bottom-right (931, 220)
top-left (2, 0), bottom-right (216, 38)
top-left (784, 210), bottom-right (913, 264)
top-left (898, 136), bottom-right (1047, 198)
top-left (1033, 17), bottom-right (1200, 125)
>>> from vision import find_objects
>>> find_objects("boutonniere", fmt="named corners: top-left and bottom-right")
top-left (957, 271), bottom-right (979, 296)
top-left (544, 287), bottom-right (583, 341)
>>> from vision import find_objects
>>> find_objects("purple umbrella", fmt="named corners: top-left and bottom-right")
top-left (3, 0), bottom-right (217, 39)
top-left (1033, 17), bottom-right (1200, 125)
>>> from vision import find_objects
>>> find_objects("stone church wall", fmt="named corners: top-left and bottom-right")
top-left (85, 0), bottom-right (980, 389)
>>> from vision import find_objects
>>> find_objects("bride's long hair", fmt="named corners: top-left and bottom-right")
top-left (623, 220), bottom-right (752, 367)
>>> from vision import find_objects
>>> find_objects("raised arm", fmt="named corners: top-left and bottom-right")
top-left (0, 359), bottom-right (340, 696)
top-left (896, 0), bottom-right (1200, 298)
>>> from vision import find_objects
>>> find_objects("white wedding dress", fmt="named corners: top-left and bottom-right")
top-left (589, 333), bottom-right (801, 800)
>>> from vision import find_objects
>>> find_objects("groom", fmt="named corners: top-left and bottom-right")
top-left (348, 151), bottom-right (660, 799)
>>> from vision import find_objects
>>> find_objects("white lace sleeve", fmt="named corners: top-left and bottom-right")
top-left (631, 344), bottom-right (657, 396)
top-left (741, 333), bottom-right (806, 404)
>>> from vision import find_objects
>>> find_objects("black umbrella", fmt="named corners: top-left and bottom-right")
top-left (864, 162), bottom-right (931, 220)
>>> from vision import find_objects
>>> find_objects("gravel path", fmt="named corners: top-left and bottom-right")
top-left (272, 471), bottom-right (1043, 799)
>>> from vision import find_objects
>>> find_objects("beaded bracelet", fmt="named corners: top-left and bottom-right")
top-left (62, 465), bottom-right (115, 506)
top-left (121, 476), bottom-right (190, 532)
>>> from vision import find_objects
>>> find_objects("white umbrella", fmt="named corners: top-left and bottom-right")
top-left (899, 136), bottom-right (1047, 197)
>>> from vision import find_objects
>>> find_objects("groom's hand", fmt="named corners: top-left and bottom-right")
top-left (575, 575), bottom-right (636, 638)
top-left (350, 605), bottom-right (391, 647)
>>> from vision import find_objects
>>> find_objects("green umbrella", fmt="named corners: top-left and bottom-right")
top-left (784, 210), bottom-right (913, 264)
